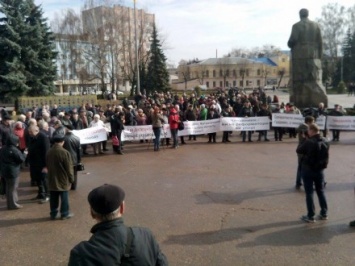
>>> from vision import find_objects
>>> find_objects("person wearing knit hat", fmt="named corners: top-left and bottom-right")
top-left (69, 184), bottom-right (168, 265)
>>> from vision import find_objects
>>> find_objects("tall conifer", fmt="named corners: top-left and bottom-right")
top-left (0, 0), bottom-right (57, 101)
top-left (146, 24), bottom-right (170, 93)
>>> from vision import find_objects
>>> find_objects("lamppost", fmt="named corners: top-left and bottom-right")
top-left (134, 0), bottom-right (141, 94)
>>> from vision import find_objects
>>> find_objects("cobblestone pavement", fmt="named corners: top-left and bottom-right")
top-left (1, 127), bottom-right (355, 265)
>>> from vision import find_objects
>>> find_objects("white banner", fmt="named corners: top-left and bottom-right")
top-left (73, 116), bottom-right (335, 143)
top-left (73, 127), bottom-right (108, 144)
top-left (327, 116), bottom-right (355, 130)
top-left (221, 117), bottom-right (270, 131)
top-left (315, 116), bottom-right (326, 130)
top-left (272, 113), bottom-right (304, 128)
top-left (272, 113), bottom-right (326, 130)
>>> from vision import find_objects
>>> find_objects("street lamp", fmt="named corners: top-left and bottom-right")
top-left (134, 0), bottom-right (141, 94)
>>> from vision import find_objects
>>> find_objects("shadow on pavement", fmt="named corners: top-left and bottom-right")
top-left (164, 221), bottom-right (355, 246)
top-left (0, 217), bottom-right (50, 228)
top-left (195, 189), bottom-right (295, 205)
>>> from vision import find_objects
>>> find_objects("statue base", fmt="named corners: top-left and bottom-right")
top-left (290, 82), bottom-right (328, 108)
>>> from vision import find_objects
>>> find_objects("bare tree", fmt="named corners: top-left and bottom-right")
top-left (51, 9), bottom-right (84, 93)
top-left (316, 3), bottom-right (347, 75)
top-left (196, 64), bottom-right (208, 85)
top-left (178, 60), bottom-right (191, 89)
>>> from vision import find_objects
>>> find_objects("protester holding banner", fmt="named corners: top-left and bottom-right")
top-left (286, 103), bottom-right (301, 138)
top-left (168, 106), bottom-right (180, 149)
top-left (79, 110), bottom-right (90, 155)
top-left (185, 104), bottom-right (197, 141)
top-left (89, 114), bottom-right (105, 155)
top-left (151, 107), bottom-right (165, 151)
top-left (207, 105), bottom-right (220, 143)
top-left (257, 104), bottom-right (271, 142)
top-left (221, 105), bottom-right (234, 143)
top-left (317, 102), bottom-right (328, 138)
top-left (272, 104), bottom-right (284, 141)
top-left (238, 101), bottom-right (254, 142)
top-left (328, 104), bottom-right (343, 142)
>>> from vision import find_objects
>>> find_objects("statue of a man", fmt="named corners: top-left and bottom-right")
top-left (288, 9), bottom-right (328, 108)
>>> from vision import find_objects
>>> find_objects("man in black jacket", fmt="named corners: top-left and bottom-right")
top-left (296, 123), bottom-right (329, 223)
top-left (27, 125), bottom-right (50, 202)
top-left (110, 111), bottom-right (125, 155)
top-left (68, 184), bottom-right (168, 265)
top-left (63, 125), bottom-right (81, 190)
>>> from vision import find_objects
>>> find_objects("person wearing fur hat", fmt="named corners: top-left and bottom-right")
top-left (47, 126), bottom-right (74, 220)
top-left (68, 184), bottom-right (168, 265)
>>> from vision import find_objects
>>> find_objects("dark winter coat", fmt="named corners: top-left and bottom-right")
top-left (110, 114), bottom-right (125, 136)
top-left (296, 133), bottom-right (329, 170)
top-left (63, 132), bottom-right (81, 165)
top-left (27, 131), bottom-right (50, 168)
top-left (0, 134), bottom-right (25, 179)
top-left (68, 218), bottom-right (168, 266)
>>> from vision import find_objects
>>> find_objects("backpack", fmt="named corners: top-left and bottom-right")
top-left (313, 138), bottom-right (329, 170)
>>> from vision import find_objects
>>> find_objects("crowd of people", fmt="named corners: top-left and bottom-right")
top-left (0, 88), bottom-right (353, 223)
top-left (2, 88), bottom-right (355, 264)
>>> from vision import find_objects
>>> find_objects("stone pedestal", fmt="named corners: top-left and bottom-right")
top-left (290, 82), bottom-right (328, 108)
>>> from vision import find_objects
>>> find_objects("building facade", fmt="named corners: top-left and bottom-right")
top-left (54, 4), bottom-right (155, 95)
top-left (174, 55), bottom-right (290, 91)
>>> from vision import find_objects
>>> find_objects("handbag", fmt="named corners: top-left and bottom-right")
top-left (178, 121), bottom-right (184, 131)
top-left (75, 163), bottom-right (85, 171)
top-left (112, 135), bottom-right (119, 146)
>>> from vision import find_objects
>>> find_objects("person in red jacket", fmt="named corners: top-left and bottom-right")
top-left (168, 107), bottom-right (180, 149)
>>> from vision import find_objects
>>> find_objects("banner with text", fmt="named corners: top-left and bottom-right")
top-left (327, 116), bottom-right (355, 130)
top-left (272, 113), bottom-right (326, 130)
top-left (73, 127), bottom-right (108, 144)
top-left (221, 117), bottom-right (270, 131)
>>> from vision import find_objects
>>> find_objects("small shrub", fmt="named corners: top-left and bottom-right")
top-left (337, 81), bottom-right (346, 94)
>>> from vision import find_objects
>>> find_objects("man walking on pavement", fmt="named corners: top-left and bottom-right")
top-left (296, 123), bottom-right (329, 223)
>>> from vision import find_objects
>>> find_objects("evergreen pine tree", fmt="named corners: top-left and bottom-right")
top-left (146, 24), bottom-right (170, 94)
top-left (0, 0), bottom-right (30, 101)
top-left (0, 0), bottom-right (57, 101)
top-left (25, 1), bottom-right (57, 96)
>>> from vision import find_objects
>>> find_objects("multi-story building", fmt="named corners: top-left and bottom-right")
top-left (54, 5), bottom-right (155, 95)
top-left (174, 54), bottom-right (290, 91)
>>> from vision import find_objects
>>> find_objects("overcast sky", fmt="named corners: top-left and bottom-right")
top-left (35, 0), bottom-right (354, 66)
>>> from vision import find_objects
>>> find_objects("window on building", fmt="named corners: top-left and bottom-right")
top-left (232, 69), bottom-right (236, 77)
top-left (240, 80), bottom-right (243, 87)
top-left (213, 81), bottom-right (216, 87)
top-left (206, 81), bottom-right (209, 88)
top-left (219, 69), bottom-right (223, 77)
top-left (220, 81), bottom-right (223, 87)
top-left (233, 80), bottom-right (236, 87)
top-left (213, 70), bottom-right (216, 78)
top-left (226, 69), bottom-right (230, 77)
top-left (282, 58), bottom-right (286, 62)
top-left (257, 69), bottom-right (261, 76)
top-left (206, 70), bottom-right (209, 78)
top-left (225, 81), bottom-right (229, 87)
top-left (257, 80), bottom-right (260, 86)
